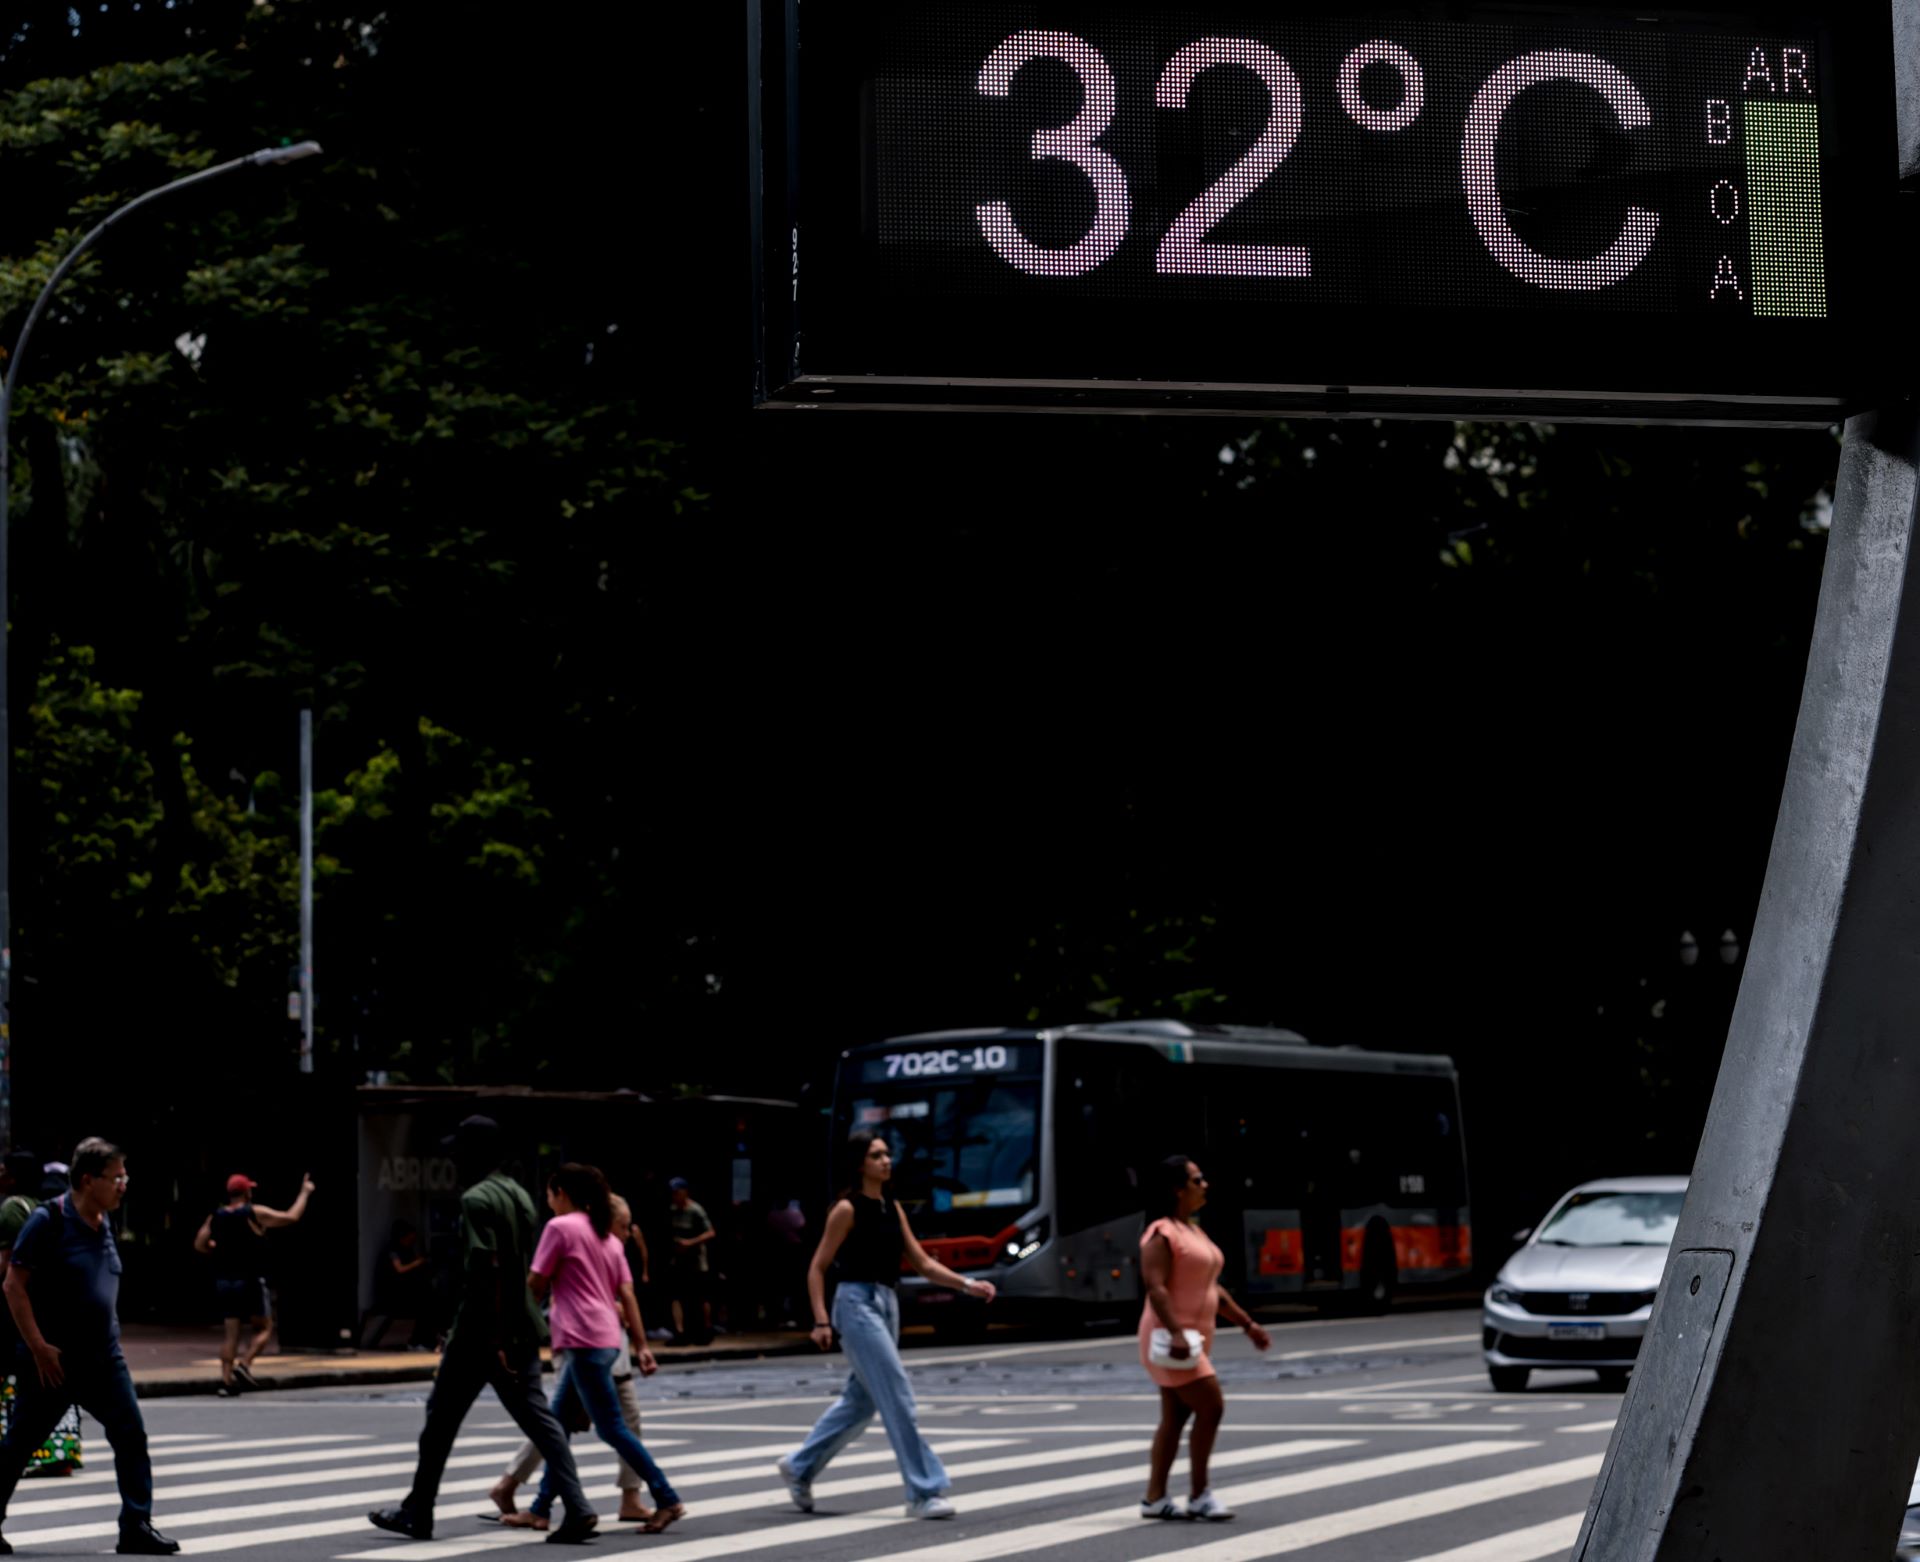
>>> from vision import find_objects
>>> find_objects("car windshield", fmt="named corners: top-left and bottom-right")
top-left (1537, 1190), bottom-right (1684, 1247)
top-left (851, 1079), bottom-right (1040, 1236)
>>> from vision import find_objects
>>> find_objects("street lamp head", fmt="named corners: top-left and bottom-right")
top-left (249, 141), bottom-right (324, 167)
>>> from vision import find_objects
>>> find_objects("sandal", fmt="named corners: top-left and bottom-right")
top-left (618, 1504), bottom-right (656, 1525)
top-left (640, 1505), bottom-right (685, 1534)
top-left (488, 1480), bottom-right (519, 1517)
top-left (500, 1512), bottom-right (549, 1530)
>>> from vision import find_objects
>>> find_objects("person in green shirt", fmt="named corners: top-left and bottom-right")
top-left (0, 1152), bottom-right (81, 1478)
top-left (368, 1117), bottom-right (596, 1544)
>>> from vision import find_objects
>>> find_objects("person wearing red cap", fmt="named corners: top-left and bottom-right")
top-left (192, 1172), bottom-right (314, 1396)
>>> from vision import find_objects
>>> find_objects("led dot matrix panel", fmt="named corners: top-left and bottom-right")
top-left (751, 0), bottom-right (1898, 423)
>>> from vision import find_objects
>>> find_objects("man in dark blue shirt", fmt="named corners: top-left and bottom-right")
top-left (0, 1138), bottom-right (176, 1556)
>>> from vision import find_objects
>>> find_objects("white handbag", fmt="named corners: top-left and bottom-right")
top-left (1148, 1328), bottom-right (1206, 1369)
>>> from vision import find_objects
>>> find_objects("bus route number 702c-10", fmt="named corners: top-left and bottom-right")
top-left (884, 1046), bottom-right (1013, 1078)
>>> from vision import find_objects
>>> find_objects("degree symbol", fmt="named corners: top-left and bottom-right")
top-left (1339, 40), bottom-right (1424, 132)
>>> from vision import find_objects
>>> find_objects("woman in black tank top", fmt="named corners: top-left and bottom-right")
top-left (775, 1129), bottom-right (998, 1521)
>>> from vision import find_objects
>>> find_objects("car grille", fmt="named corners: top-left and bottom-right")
top-left (1491, 1331), bottom-right (1642, 1363)
top-left (1516, 1289), bottom-right (1655, 1316)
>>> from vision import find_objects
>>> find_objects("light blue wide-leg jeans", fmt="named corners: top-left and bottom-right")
top-left (785, 1282), bottom-right (949, 1501)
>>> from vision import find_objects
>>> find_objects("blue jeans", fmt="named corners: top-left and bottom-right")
top-left (786, 1282), bottom-right (948, 1502)
top-left (534, 1348), bottom-right (679, 1512)
top-left (0, 1343), bottom-right (149, 1527)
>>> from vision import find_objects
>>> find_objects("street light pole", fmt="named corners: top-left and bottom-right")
top-left (0, 140), bottom-right (322, 1151)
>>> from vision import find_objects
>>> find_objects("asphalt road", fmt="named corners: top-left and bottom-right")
top-left (6, 1306), bottom-right (1626, 1561)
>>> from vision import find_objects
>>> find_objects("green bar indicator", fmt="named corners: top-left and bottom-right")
top-left (1743, 101), bottom-right (1827, 319)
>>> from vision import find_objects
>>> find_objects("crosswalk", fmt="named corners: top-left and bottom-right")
top-left (6, 1391), bottom-right (1619, 1561)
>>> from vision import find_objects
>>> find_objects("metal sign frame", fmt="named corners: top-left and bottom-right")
top-left (749, 0), bottom-right (1901, 425)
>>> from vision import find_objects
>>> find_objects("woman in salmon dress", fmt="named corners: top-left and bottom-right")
top-left (1139, 1154), bottom-right (1270, 1521)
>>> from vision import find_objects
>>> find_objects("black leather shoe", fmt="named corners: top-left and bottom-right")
top-left (368, 1507), bottom-right (434, 1540)
top-left (116, 1522), bottom-right (181, 1555)
top-left (545, 1513), bottom-right (599, 1544)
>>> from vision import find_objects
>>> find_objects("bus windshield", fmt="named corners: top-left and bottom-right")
top-left (850, 1077), bottom-right (1040, 1236)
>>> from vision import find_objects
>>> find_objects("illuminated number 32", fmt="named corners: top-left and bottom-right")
top-left (975, 33), bottom-right (1659, 292)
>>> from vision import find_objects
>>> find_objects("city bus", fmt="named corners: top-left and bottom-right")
top-left (830, 1019), bottom-right (1472, 1329)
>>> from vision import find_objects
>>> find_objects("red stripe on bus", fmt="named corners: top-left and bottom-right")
top-left (916, 1223), bottom-right (1021, 1272)
top-left (1257, 1228), bottom-right (1305, 1276)
top-left (1340, 1225), bottom-right (1473, 1272)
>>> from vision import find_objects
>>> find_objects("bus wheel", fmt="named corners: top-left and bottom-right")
top-left (1488, 1365), bottom-right (1530, 1392)
top-left (1359, 1226), bottom-right (1396, 1314)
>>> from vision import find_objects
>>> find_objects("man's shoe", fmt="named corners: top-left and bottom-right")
top-left (544, 1513), bottom-right (599, 1544)
top-left (232, 1362), bottom-right (262, 1390)
top-left (368, 1507), bottom-right (433, 1540)
top-left (904, 1497), bottom-right (956, 1519)
top-left (116, 1522), bottom-right (181, 1555)
top-left (214, 1382), bottom-right (242, 1399)
top-left (776, 1456), bottom-right (814, 1513)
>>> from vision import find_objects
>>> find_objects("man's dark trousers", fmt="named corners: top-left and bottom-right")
top-left (404, 1343), bottom-right (590, 1520)
top-left (0, 1345), bottom-right (151, 1525)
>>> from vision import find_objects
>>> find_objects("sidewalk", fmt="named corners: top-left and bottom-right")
top-left (119, 1323), bottom-right (814, 1398)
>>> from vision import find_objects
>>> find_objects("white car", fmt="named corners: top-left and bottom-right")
top-left (1482, 1175), bottom-right (1687, 1391)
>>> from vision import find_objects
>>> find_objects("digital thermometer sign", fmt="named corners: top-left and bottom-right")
top-left (749, 1), bottom-right (1897, 422)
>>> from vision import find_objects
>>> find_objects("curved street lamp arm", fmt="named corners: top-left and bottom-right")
top-left (0, 142), bottom-right (322, 410)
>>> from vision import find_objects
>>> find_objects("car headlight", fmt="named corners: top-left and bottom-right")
top-left (1003, 1218), bottom-right (1048, 1263)
top-left (1488, 1284), bottom-right (1523, 1305)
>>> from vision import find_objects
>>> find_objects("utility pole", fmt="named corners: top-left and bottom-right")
top-left (299, 708), bottom-right (315, 1074)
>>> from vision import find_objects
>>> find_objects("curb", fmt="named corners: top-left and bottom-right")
top-left (132, 1337), bottom-right (818, 1398)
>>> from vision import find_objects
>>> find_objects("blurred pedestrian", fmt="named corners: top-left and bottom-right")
top-left (776, 1129), bottom-right (995, 1521)
top-left (493, 1176), bottom-right (682, 1533)
top-left (0, 1152), bottom-right (82, 1480)
top-left (1137, 1154), bottom-right (1271, 1521)
top-left (666, 1179), bottom-right (713, 1344)
top-left (360, 1220), bottom-right (435, 1351)
top-left (0, 1138), bottom-right (177, 1554)
top-left (367, 1116), bottom-right (596, 1544)
top-left (765, 1198), bottom-right (808, 1329)
top-left (193, 1172), bottom-right (315, 1396)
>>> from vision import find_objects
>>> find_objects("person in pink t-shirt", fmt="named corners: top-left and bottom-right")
top-left (523, 1165), bottom-right (685, 1534)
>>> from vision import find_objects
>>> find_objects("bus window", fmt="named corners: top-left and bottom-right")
top-left (851, 1078), bottom-right (1040, 1236)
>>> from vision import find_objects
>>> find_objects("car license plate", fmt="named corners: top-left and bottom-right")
top-left (1548, 1323), bottom-right (1605, 1342)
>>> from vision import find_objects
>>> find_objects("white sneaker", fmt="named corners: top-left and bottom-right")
top-left (775, 1457), bottom-right (813, 1513)
top-left (1140, 1496), bottom-right (1179, 1519)
top-left (905, 1497), bottom-right (956, 1519)
top-left (1185, 1490), bottom-right (1234, 1522)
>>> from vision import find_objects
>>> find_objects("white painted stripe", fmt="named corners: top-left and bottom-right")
top-left (1556, 1419), bottom-right (1619, 1434)
top-left (333, 1438), bottom-right (1418, 1562)
top-left (11, 1447), bottom-right (601, 1518)
top-left (62, 1434), bottom-right (531, 1488)
top-left (4, 1442), bottom-right (1020, 1548)
top-left (647, 1420), bottom-right (1525, 1436)
top-left (6, 1436), bottom-right (875, 1519)
top-left (333, 1440), bottom-right (1158, 1557)
top-left (1150, 1453), bottom-right (1603, 1560)
top-left (1398, 1510), bottom-right (1584, 1562)
top-left (865, 1441), bottom-right (1530, 1562)
top-left (645, 1397), bottom-right (824, 1417)
top-left (1277, 1333), bottom-right (1479, 1361)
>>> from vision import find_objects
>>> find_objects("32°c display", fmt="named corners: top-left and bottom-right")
top-left (751, 1), bottom-right (1898, 421)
